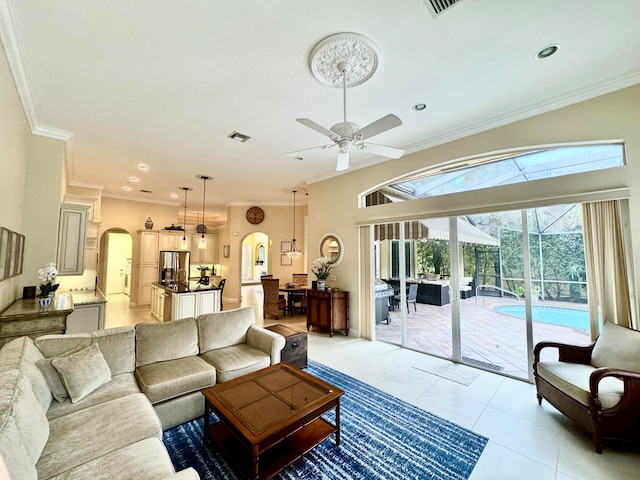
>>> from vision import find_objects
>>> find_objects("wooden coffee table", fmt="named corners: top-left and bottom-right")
top-left (202, 362), bottom-right (344, 480)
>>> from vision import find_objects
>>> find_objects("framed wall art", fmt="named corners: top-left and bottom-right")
top-left (280, 254), bottom-right (292, 266)
top-left (280, 241), bottom-right (292, 254)
top-left (0, 228), bottom-right (25, 282)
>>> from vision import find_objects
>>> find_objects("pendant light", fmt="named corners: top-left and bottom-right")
top-left (196, 175), bottom-right (211, 250)
top-left (179, 187), bottom-right (192, 250)
top-left (286, 189), bottom-right (302, 258)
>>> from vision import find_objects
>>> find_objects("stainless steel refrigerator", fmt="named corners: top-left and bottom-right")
top-left (158, 251), bottom-right (190, 284)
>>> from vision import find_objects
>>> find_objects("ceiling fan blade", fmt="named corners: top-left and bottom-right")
top-left (285, 143), bottom-right (335, 157)
top-left (360, 142), bottom-right (405, 159)
top-left (296, 118), bottom-right (336, 138)
top-left (336, 149), bottom-right (350, 171)
top-left (353, 114), bottom-right (402, 141)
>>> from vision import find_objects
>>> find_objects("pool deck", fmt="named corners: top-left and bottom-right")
top-left (375, 295), bottom-right (593, 380)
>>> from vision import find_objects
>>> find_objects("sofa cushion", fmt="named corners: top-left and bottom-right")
top-left (200, 344), bottom-right (270, 383)
top-left (536, 361), bottom-right (623, 409)
top-left (52, 343), bottom-right (112, 403)
top-left (46, 373), bottom-right (140, 421)
top-left (37, 346), bottom-right (86, 402)
top-left (35, 333), bottom-right (92, 358)
top-left (0, 369), bottom-right (49, 480)
top-left (90, 327), bottom-right (136, 375)
top-left (135, 356), bottom-right (216, 404)
top-left (136, 317), bottom-right (199, 367)
top-left (591, 321), bottom-right (640, 371)
top-left (37, 393), bottom-right (161, 479)
top-left (43, 437), bottom-right (178, 480)
top-left (0, 336), bottom-right (52, 411)
top-left (197, 307), bottom-right (255, 353)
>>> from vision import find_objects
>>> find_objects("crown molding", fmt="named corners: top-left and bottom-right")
top-left (33, 124), bottom-right (73, 140)
top-left (404, 68), bottom-right (640, 155)
top-left (101, 193), bottom-right (181, 207)
top-left (0, 0), bottom-right (39, 132)
top-left (0, 3), bottom-right (74, 140)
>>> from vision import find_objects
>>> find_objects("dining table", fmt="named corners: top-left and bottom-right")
top-left (279, 285), bottom-right (308, 315)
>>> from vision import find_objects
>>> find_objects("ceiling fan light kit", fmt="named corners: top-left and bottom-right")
top-left (289, 32), bottom-right (404, 172)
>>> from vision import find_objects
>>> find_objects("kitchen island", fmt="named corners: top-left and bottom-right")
top-left (150, 282), bottom-right (221, 322)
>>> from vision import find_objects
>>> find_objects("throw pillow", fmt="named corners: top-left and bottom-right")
top-left (591, 321), bottom-right (640, 371)
top-left (51, 343), bottom-right (112, 403)
top-left (36, 345), bottom-right (85, 402)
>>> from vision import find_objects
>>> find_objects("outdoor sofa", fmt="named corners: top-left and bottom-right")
top-left (0, 306), bottom-right (285, 479)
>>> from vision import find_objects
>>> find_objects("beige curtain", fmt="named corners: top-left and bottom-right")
top-left (582, 200), bottom-right (634, 337)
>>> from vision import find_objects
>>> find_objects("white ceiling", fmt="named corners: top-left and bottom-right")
top-left (2, 1), bottom-right (640, 221)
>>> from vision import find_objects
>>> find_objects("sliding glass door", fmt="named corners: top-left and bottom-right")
top-left (374, 204), bottom-right (593, 381)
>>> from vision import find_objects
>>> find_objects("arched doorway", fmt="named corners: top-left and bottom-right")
top-left (98, 229), bottom-right (133, 296)
top-left (241, 232), bottom-right (270, 284)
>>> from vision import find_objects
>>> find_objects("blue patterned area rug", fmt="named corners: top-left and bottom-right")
top-left (163, 360), bottom-right (488, 479)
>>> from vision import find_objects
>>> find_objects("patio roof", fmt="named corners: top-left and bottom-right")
top-left (373, 217), bottom-right (499, 246)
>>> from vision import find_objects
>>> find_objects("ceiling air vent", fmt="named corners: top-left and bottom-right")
top-left (423, 0), bottom-right (464, 17)
top-left (140, 189), bottom-right (153, 193)
top-left (227, 131), bottom-right (251, 143)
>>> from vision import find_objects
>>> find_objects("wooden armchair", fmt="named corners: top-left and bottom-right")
top-left (261, 278), bottom-right (286, 320)
top-left (533, 322), bottom-right (640, 453)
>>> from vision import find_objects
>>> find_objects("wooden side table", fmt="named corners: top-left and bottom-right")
top-left (265, 324), bottom-right (307, 368)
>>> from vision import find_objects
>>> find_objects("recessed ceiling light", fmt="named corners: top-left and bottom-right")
top-left (122, 186), bottom-right (132, 191)
top-left (129, 176), bottom-right (139, 182)
top-left (170, 193), bottom-right (179, 199)
top-left (137, 164), bottom-right (149, 171)
top-left (535, 44), bottom-right (559, 59)
top-left (412, 103), bottom-right (427, 111)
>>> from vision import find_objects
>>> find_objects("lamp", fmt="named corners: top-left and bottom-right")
top-left (179, 187), bottom-right (192, 250)
top-left (196, 175), bottom-right (212, 250)
top-left (286, 189), bottom-right (303, 258)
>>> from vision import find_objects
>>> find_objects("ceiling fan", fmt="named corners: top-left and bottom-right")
top-left (286, 33), bottom-right (405, 172)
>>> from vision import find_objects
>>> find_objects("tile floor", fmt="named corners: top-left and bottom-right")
top-left (105, 289), bottom-right (640, 480)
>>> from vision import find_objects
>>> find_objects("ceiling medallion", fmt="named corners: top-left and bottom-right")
top-left (309, 33), bottom-right (380, 88)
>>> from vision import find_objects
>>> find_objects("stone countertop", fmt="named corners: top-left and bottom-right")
top-left (69, 290), bottom-right (107, 305)
top-left (0, 293), bottom-right (74, 320)
top-left (152, 282), bottom-right (220, 294)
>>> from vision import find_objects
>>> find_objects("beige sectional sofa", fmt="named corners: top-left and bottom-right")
top-left (0, 306), bottom-right (285, 480)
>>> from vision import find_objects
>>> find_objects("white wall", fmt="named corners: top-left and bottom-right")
top-left (0, 40), bottom-right (65, 311)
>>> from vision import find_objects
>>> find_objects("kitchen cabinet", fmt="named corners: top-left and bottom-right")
top-left (160, 231), bottom-right (190, 250)
top-left (173, 292), bottom-right (197, 320)
top-left (56, 204), bottom-right (89, 275)
top-left (306, 289), bottom-right (349, 337)
top-left (136, 230), bottom-right (218, 306)
top-left (66, 302), bottom-right (106, 334)
top-left (137, 231), bottom-right (159, 306)
top-left (151, 283), bottom-right (221, 322)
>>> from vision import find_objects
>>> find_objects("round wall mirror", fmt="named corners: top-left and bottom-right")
top-left (319, 233), bottom-right (344, 266)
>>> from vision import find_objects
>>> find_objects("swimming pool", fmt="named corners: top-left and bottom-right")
top-left (495, 304), bottom-right (594, 330)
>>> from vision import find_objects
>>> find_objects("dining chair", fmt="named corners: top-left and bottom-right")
top-left (261, 278), bottom-right (286, 319)
top-left (217, 278), bottom-right (226, 310)
top-left (291, 274), bottom-right (308, 313)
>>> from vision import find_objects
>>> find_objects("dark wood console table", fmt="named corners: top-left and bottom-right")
top-left (306, 288), bottom-right (349, 337)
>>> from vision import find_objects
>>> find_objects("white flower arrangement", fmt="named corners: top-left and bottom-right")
top-left (311, 257), bottom-right (332, 280)
top-left (38, 262), bottom-right (59, 297)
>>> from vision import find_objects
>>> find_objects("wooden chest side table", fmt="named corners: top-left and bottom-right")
top-left (265, 324), bottom-right (307, 369)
